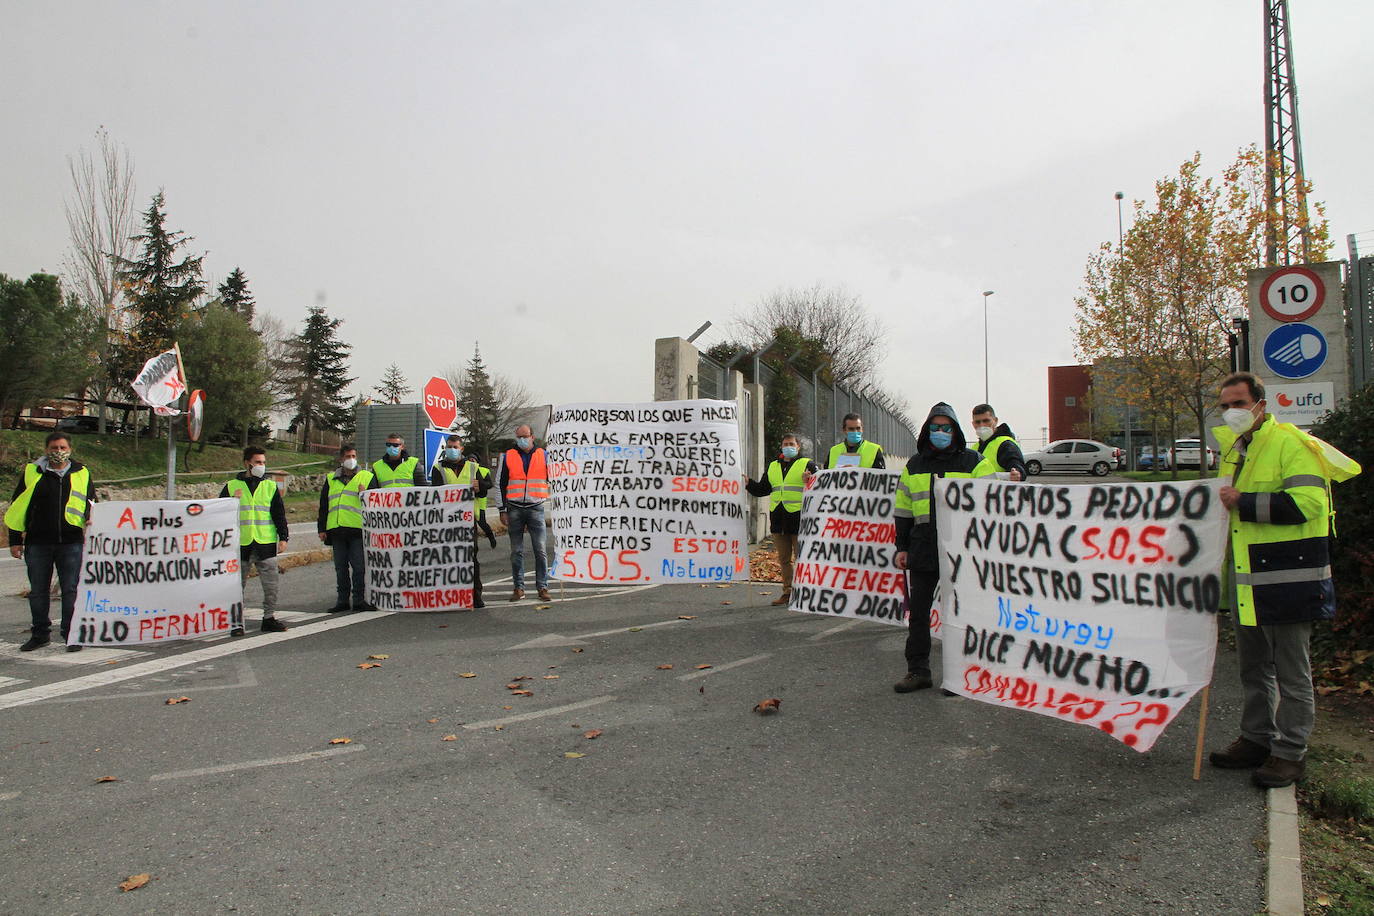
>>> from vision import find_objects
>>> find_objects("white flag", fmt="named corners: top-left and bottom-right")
top-left (132, 348), bottom-right (186, 413)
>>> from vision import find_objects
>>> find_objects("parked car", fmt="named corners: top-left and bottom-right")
top-left (1023, 439), bottom-right (1121, 477)
top-left (1169, 438), bottom-right (1218, 470)
top-left (1137, 447), bottom-right (1171, 471)
top-left (55, 415), bottom-right (101, 434)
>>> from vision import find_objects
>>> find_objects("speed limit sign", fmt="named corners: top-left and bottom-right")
top-left (1259, 266), bottom-right (1325, 322)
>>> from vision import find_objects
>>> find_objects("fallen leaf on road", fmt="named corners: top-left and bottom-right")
top-left (564, 752), bottom-right (586, 759)
top-left (438, 625), bottom-right (448, 628)
top-left (164, 696), bottom-right (191, 705)
top-left (357, 663), bottom-right (382, 669)
top-left (328, 737), bottom-right (352, 745)
top-left (510, 675), bottom-right (533, 681)
top-left (571, 648), bottom-right (584, 653)
top-left (494, 725), bottom-right (504, 731)
top-left (501, 706), bottom-right (513, 710)
top-left (753, 698), bottom-right (782, 714)
top-left (368, 654), bottom-right (390, 660)
top-left (695, 664), bottom-right (713, 670)
top-left (459, 672), bottom-right (477, 678)
top-left (510, 689), bottom-right (534, 697)
top-left (106, 660), bottom-right (119, 665)
top-left (441, 735), bottom-right (458, 742)
top-left (1316, 685), bottom-right (1342, 695)
top-left (715, 584), bottom-right (730, 588)
top-left (95, 776), bottom-right (118, 784)
top-left (543, 675), bottom-right (559, 679)
top-left (628, 627), bottom-right (643, 632)
top-left (677, 615), bottom-right (697, 620)
top-left (536, 604), bottom-right (552, 610)
top-left (656, 664), bottom-right (674, 670)
top-left (427, 718), bottom-right (439, 724)
top-left (119, 874), bottom-right (151, 892)
top-left (583, 729), bottom-right (603, 739)
top-left (721, 601), bottom-right (732, 606)
top-left (505, 683), bottom-right (524, 689)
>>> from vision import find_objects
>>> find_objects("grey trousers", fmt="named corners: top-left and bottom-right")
top-left (1233, 617), bottom-right (1314, 761)
top-left (241, 554), bottom-right (280, 617)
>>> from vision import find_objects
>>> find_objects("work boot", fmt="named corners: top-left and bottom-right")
top-left (260, 617), bottom-right (288, 633)
top-left (537, 588), bottom-right (552, 601)
top-left (19, 636), bottom-right (50, 652)
top-left (771, 589), bottom-right (792, 607)
top-left (326, 604), bottom-right (351, 613)
top-left (1253, 755), bottom-right (1305, 788)
top-left (893, 672), bottom-right (933, 693)
top-left (66, 644), bottom-right (83, 653)
top-left (509, 588), bottom-right (525, 602)
top-left (230, 627), bottom-right (246, 638)
top-left (1208, 736), bottom-right (1270, 769)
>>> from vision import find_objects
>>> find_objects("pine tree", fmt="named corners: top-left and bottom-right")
top-left (375, 363), bottom-right (412, 404)
top-left (279, 306), bottom-right (355, 451)
top-left (218, 267), bottom-right (255, 322)
top-left (454, 344), bottom-right (502, 459)
top-left (114, 191), bottom-right (205, 370)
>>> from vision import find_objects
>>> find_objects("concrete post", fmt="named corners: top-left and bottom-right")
top-left (654, 337), bottom-right (697, 401)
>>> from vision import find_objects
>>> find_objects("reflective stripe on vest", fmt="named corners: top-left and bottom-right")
top-left (895, 458), bottom-right (997, 525)
top-left (326, 470), bottom-right (372, 530)
top-left (3, 464), bottom-right (90, 532)
top-left (372, 457), bottom-right (418, 487)
top-left (226, 478), bottom-right (278, 546)
top-left (475, 465), bottom-right (491, 513)
top-left (766, 459), bottom-right (809, 513)
top-left (828, 440), bottom-right (882, 469)
top-left (979, 435), bottom-right (1016, 473)
top-left (505, 448), bottom-right (550, 502)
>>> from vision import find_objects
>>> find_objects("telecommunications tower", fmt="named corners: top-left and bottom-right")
top-left (1263, 0), bottom-right (1312, 266)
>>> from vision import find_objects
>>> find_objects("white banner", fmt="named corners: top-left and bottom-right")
top-left (935, 478), bottom-right (1225, 752)
top-left (546, 400), bottom-right (746, 584)
top-left (131, 348), bottom-right (186, 413)
top-left (72, 498), bottom-right (241, 645)
top-left (789, 468), bottom-right (906, 625)
top-left (362, 484), bottom-right (476, 611)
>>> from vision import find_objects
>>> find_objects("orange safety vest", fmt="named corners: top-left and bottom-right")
top-left (504, 448), bottom-right (550, 503)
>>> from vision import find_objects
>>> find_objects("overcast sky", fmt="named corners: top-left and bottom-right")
top-left (4, 0), bottom-right (1369, 448)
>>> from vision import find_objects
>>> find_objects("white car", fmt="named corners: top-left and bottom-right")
top-left (1169, 439), bottom-right (1218, 470)
top-left (1023, 440), bottom-right (1121, 477)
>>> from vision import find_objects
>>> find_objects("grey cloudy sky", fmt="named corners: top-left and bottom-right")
top-left (4, 0), bottom-right (1369, 447)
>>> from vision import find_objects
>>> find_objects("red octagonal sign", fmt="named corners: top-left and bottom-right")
top-left (423, 376), bottom-right (457, 429)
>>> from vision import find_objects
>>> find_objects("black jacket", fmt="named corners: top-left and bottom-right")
top-left (976, 422), bottom-right (1026, 477)
top-left (895, 402), bottom-right (987, 571)
top-left (7, 458), bottom-right (92, 547)
top-left (746, 455), bottom-right (819, 535)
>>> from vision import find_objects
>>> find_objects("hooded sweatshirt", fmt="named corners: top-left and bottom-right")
top-left (895, 402), bottom-right (994, 571)
top-left (976, 421), bottom-right (1027, 477)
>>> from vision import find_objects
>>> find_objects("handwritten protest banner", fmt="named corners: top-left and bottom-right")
top-left (72, 498), bottom-right (241, 646)
top-left (788, 467), bottom-right (906, 625)
top-left (545, 400), bottom-right (746, 584)
top-left (935, 477), bottom-right (1226, 752)
top-left (362, 484), bottom-right (475, 611)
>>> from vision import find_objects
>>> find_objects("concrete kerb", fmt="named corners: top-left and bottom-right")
top-left (1266, 785), bottom-right (1304, 916)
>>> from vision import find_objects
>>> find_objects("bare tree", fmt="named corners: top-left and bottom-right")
top-left (734, 284), bottom-right (887, 388)
top-left (62, 128), bottom-right (137, 433)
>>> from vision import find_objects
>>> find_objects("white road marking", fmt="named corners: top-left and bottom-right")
top-left (809, 619), bottom-right (863, 640)
top-left (462, 695), bottom-right (616, 730)
top-left (50, 657), bottom-right (259, 704)
top-left (149, 744), bottom-right (366, 781)
top-left (0, 676), bottom-right (30, 689)
top-left (676, 653), bottom-right (772, 681)
top-left (0, 641), bottom-right (151, 666)
top-left (0, 612), bottom-right (394, 711)
top-left (505, 612), bottom-right (682, 650)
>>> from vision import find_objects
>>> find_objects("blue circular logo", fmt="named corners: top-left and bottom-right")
top-left (1262, 323), bottom-right (1327, 380)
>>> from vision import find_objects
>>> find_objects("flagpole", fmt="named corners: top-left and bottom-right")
top-left (165, 343), bottom-right (188, 499)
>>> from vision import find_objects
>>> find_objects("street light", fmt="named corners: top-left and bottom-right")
top-left (1115, 191), bottom-right (1132, 471)
top-left (982, 290), bottom-right (995, 403)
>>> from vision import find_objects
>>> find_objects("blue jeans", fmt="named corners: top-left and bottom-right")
top-left (507, 504), bottom-right (548, 591)
top-left (25, 541), bottom-right (83, 640)
top-left (330, 529), bottom-right (365, 607)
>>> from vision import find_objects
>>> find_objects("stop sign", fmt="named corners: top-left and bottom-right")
top-left (422, 376), bottom-right (457, 429)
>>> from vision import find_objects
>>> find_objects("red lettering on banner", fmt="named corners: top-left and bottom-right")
top-left (820, 517), bottom-right (896, 543)
top-left (402, 589), bottom-right (472, 609)
top-left (670, 477), bottom-right (740, 494)
top-left (117, 507), bottom-right (136, 529)
top-left (370, 532), bottom-right (402, 549)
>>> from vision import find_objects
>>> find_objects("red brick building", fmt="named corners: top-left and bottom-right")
top-left (1047, 365), bottom-right (1091, 441)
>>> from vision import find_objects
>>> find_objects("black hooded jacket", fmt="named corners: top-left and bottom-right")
top-left (976, 421), bottom-right (1026, 477)
top-left (895, 402), bottom-right (991, 571)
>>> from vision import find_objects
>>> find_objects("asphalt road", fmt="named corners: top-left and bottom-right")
top-left (0, 475), bottom-right (1267, 915)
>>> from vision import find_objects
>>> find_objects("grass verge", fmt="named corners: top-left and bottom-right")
top-left (1301, 698), bottom-right (1374, 915)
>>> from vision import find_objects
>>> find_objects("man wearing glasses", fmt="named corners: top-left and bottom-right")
top-left (892, 403), bottom-right (999, 693)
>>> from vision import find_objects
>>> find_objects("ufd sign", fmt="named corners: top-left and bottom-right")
top-left (423, 376), bottom-right (457, 429)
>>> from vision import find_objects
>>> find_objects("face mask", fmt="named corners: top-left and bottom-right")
top-left (341, 457), bottom-right (358, 471)
top-left (845, 431), bottom-right (863, 446)
top-left (929, 430), bottom-right (953, 450)
top-left (516, 437), bottom-right (532, 450)
top-left (444, 447), bottom-right (462, 461)
top-left (47, 449), bottom-right (71, 464)
top-left (781, 446), bottom-right (798, 460)
top-left (975, 425), bottom-right (995, 442)
top-left (249, 464), bottom-right (267, 478)
top-left (1223, 406), bottom-right (1258, 435)
top-left (386, 445), bottom-right (401, 457)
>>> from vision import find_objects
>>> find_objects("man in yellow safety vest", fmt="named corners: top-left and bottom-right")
top-left (745, 433), bottom-right (819, 606)
top-left (369, 433), bottom-right (427, 488)
top-left (220, 446), bottom-right (289, 635)
top-left (318, 443), bottom-right (374, 612)
top-left (6, 431), bottom-right (92, 652)
top-left (430, 434), bottom-right (491, 608)
top-left (826, 413), bottom-right (886, 469)
top-left (970, 403), bottom-right (1027, 478)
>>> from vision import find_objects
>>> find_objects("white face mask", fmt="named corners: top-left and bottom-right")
top-left (341, 457), bottom-right (358, 470)
top-left (975, 425), bottom-right (995, 442)
top-left (249, 464), bottom-right (267, 478)
top-left (1222, 405), bottom-right (1258, 435)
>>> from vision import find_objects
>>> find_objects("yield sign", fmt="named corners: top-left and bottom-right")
top-left (423, 376), bottom-right (457, 429)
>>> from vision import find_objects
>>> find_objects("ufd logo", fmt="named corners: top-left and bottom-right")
top-left (423, 376), bottom-right (457, 429)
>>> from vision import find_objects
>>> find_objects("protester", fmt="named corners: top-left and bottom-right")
top-left (5, 432), bottom-right (92, 652)
top-left (369, 433), bottom-right (427, 488)
top-left (970, 403), bottom-right (1027, 480)
top-left (892, 403), bottom-right (996, 692)
top-left (499, 424), bottom-right (551, 602)
top-left (1208, 371), bottom-right (1360, 788)
top-left (745, 433), bottom-right (819, 606)
top-left (463, 449), bottom-right (499, 550)
top-left (318, 443), bottom-right (374, 612)
top-left (221, 446), bottom-right (289, 634)
top-left (826, 413), bottom-right (886, 469)
top-left (430, 434), bottom-right (491, 608)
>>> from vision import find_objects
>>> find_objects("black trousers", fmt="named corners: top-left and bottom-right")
top-left (904, 570), bottom-right (939, 676)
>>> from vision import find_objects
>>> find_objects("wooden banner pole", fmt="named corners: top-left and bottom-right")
top-left (1192, 683), bottom-right (1212, 781)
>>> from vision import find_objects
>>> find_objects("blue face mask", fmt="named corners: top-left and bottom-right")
top-left (444, 447), bottom-right (461, 461)
top-left (929, 430), bottom-right (953, 450)
top-left (781, 446), bottom-right (798, 460)
top-left (386, 445), bottom-right (401, 458)
top-left (845, 430), bottom-right (863, 446)
top-left (516, 437), bottom-right (532, 450)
